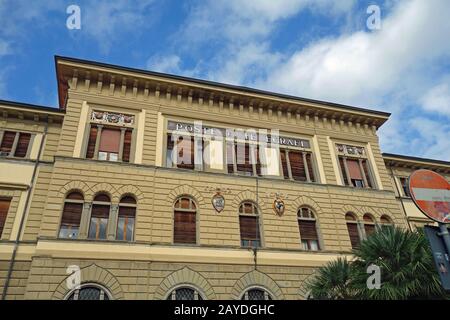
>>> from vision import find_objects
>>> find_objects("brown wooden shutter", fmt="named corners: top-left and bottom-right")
top-left (364, 224), bottom-right (376, 237)
top-left (236, 144), bottom-right (253, 175)
top-left (177, 136), bottom-right (194, 169)
top-left (118, 206), bottom-right (136, 218)
top-left (174, 210), bottom-right (196, 244)
top-left (99, 128), bottom-right (121, 153)
top-left (255, 147), bottom-right (261, 176)
top-left (0, 131), bottom-right (16, 153)
top-left (339, 157), bottom-right (349, 185)
top-left (0, 199), bottom-right (12, 237)
top-left (61, 202), bottom-right (83, 226)
top-left (299, 220), bottom-right (318, 241)
top-left (86, 126), bottom-right (98, 158)
top-left (362, 160), bottom-right (373, 188)
top-left (347, 223), bottom-right (360, 248)
top-left (280, 150), bottom-right (289, 179)
top-left (239, 216), bottom-right (260, 240)
top-left (122, 129), bottom-right (133, 162)
top-left (289, 151), bottom-right (306, 181)
top-left (226, 142), bottom-right (234, 173)
top-left (14, 133), bottom-right (31, 157)
top-left (347, 159), bottom-right (362, 180)
top-left (91, 204), bottom-right (110, 219)
top-left (306, 153), bottom-right (315, 182)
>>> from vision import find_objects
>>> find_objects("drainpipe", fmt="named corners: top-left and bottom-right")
top-left (253, 176), bottom-right (259, 271)
top-left (2, 117), bottom-right (48, 300)
top-left (388, 164), bottom-right (413, 231)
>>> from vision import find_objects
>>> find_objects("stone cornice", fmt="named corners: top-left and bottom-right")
top-left (55, 56), bottom-right (390, 130)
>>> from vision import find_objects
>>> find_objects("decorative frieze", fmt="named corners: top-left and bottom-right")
top-left (336, 144), bottom-right (366, 157)
top-left (91, 111), bottom-right (135, 126)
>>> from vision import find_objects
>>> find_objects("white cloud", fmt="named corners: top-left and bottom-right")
top-left (147, 54), bottom-right (181, 74)
top-left (421, 80), bottom-right (450, 117)
top-left (81, 0), bottom-right (155, 52)
top-left (409, 118), bottom-right (450, 160)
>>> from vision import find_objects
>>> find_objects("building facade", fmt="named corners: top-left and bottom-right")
top-left (0, 56), bottom-right (448, 300)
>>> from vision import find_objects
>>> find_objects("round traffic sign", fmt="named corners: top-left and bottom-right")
top-left (409, 169), bottom-right (450, 223)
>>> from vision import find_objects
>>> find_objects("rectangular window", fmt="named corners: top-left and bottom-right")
top-left (176, 135), bottom-right (195, 169)
top-left (0, 199), bottom-right (11, 238)
top-left (347, 223), bottom-right (360, 249)
top-left (116, 206), bottom-right (135, 241)
top-left (336, 144), bottom-right (374, 189)
top-left (399, 177), bottom-right (410, 197)
top-left (0, 131), bottom-right (16, 155)
top-left (280, 149), bottom-right (290, 179)
top-left (14, 133), bottom-right (31, 157)
top-left (122, 129), bottom-right (133, 163)
top-left (239, 216), bottom-right (261, 247)
top-left (236, 143), bottom-right (253, 176)
top-left (85, 126), bottom-right (98, 159)
top-left (226, 141), bottom-right (235, 173)
top-left (173, 211), bottom-right (196, 244)
top-left (0, 131), bottom-right (31, 158)
top-left (58, 202), bottom-right (83, 239)
top-left (86, 125), bottom-right (133, 162)
top-left (88, 205), bottom-right (109, 240)
top-left (299, 220), bottom-right (320, 251)
top-left (98, 128), bottom-right (121, 161)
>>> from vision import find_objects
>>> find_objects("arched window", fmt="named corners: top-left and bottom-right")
top-left (239, 201), bottom-right (261, 248)
top-left (116, 195), bottom-right (136, 241)
top-left (298, 207), bottom-right (320, 251)
top-left (380, 215), bottom-right (394, 229)
top-left (241, 288), bottom-right (273, 300)
top-left (88, 193), bottom-right (111, 240)
top-left (363, 213), bottom-right (376, 237)
top-left (173, 197), bottom-right (197, 244)
top-left (167, 286), bottom-right (203, 300)
top-left (66, 284), bottom-right (111, 300)
top-left (59, 191), bottom-right (84, 239)
top-left (345, 213), bottom-right (360, 249)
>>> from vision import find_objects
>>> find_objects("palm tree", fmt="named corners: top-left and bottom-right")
top-left (307, 257), bottom-right (356, 299)
top-left (306, 227), bottom-right (447, 299)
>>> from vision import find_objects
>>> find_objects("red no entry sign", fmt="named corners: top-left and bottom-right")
top-left (409, 169), bottom-right (450, 223)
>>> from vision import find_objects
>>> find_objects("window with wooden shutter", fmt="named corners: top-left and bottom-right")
top-left (173, 197), bottom-right (197, 244)
top-left (289, 151), bottom-right (306, 181)
top-left (226, 141), bottom-right (235, 173)
top-left (345, 213), bottom-right (360, 249)
top-left (239, 202), bottom-right (261, 248)
top-left (363, 213), bottom-right (376, 237)
top-left (298, 207), bottom-right (320, 251)
top-left (0, 131), bottom-right (16, 155)
top-left (122, 129), bottom-right (133, 163)
top-left (236, 143), bottom-right (253, 176)
top-left (88, 194), bottom-right (111, 240)
top-left (116, 196), bottom-right (136, 241)
top-left (280, 149), bottom-right (290, 179)
top-left (59, 191), bottom-right (84, 239)
top-left (336, 144), bottom-right (374, 189)
top-left (305, 153), bottom-right (315, 182)
top-left (176, 136), bottom-right (195, 169)
top-left (399, 177), bottom-right (410, 197)
top-left (0, 199), bottom-right (11, 238)
top-left (13, 133), bottom-right (31, 157)
top-left (85, 126), bottom-right (98, 159)
top-left (98, 128), bottom-right (121, 161)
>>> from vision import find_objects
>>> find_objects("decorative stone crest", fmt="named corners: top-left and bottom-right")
top-left (91, 110), bottom-right (135, 126)
top-left (272, 194), bottom-right (285, 216)
top-left (336, 144), bottom-right (365, 156)
top-left (212, 191), bottom-right (225, 213)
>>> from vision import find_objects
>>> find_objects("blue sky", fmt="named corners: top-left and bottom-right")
top-left (0, 0), bottom-right (449, 160)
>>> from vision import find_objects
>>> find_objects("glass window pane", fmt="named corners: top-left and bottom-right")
top-left (109, 153), bottom-right (118, 161)
top-left (116, 218), bottom-right (124, 240)
top-left (98, 152), bottom-right (107, 160)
